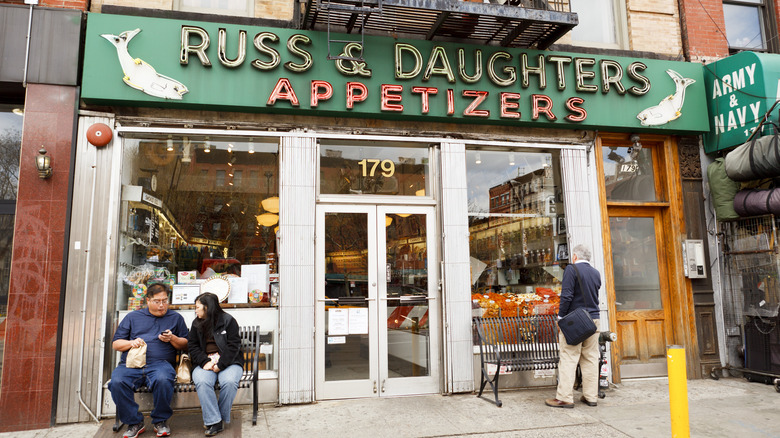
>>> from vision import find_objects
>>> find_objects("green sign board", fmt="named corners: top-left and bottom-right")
top-left (82, 13), bottom-right (709, 133)
top-left (704, 51), bottom-right (780, 153)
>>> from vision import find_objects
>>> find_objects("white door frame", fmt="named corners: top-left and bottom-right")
top-left (315, 203), bottom-right (440, 399)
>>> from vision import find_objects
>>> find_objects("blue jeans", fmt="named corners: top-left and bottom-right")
top-left (108, 361), bottom-right (176, 425)
top-left (192, 364), bottom-right (243, 425)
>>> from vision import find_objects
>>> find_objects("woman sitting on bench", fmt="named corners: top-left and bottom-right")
top-left (188, 292), bottom-right (244, 436)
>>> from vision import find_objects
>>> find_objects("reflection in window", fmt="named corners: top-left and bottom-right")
top-left (176, 0), bottom-right (253, 17)
top-left (603, 146), bottom-right (656, 202)
top-left (570, 0), bottom-right (620, 46)
top-left (610, 217), bottom-right (662, 310)
top-left (0, 104), bottom-right (22, 397)
top-left (723, 2), bottom-right (767, 51)
top-left (118, 136), bottom-right (279, 311)
top-left (466, 150), bottom-right (566, 319)
top-left (319, 141), bottom-right (429, 196)
top-left (0, 106), bottom-right (21, 201)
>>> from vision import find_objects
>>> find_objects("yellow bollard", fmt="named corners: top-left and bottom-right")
top-left (667, 345), bottom-right (690, 438)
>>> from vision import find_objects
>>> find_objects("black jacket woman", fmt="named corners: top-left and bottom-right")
top-left (188, 292), bottom-right (243, 436)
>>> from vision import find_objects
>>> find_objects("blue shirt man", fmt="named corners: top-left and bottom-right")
top-left (109, 284), bottom-right (188, 438)
top-left (546, 244), bottom-right (602, 409)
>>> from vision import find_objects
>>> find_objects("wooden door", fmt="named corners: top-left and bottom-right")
top-left (607, 208), bottom-right (672, 378)
top-left (597, 133), bottom-right (687, 381)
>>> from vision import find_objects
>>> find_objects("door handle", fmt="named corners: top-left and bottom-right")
top-left (373, 380), bottom-right (377, 393)
top-left (381, 379), bottom-right (386, 392)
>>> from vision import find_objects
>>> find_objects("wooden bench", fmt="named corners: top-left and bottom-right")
top-left (112, 325), bottom-right (267, 430)
top-left (473, 315), bottom-right (559, 407)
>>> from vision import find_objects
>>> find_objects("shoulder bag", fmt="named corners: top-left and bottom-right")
top-left (557, 264), bottom-right (598, 345)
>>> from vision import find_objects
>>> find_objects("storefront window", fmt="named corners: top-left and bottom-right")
top-left (467, 149), bottom-right (565, 318)
top-left (609, 217), bottom-right (662, 310)
top-left (0, 104), bottom-right (21, 392)
top-left (319, 141), bottom-right (429, 196)
top-left (118, 136), bottom-right (280, 311)
top-left (603, 146), bottom-right (657, 202)
top-left (175, 0), bottom-right (254, 17)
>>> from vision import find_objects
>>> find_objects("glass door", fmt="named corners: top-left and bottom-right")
top-left (608, 208), bottom-right (672, 378)
top-left (315, 204), bottom-right (439, 399)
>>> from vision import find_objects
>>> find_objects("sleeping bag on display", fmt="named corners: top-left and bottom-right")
top-left (733, 188), bottom-right (780, 217)
top-left (707, 158), bottom-right (740, 221)
top-left (724, 132), bottom-right (780, 181)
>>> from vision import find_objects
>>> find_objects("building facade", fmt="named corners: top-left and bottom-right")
top-left (679, 0), bottom-right (780, 382)
top-left (0, 0), bottom-right (729, 431)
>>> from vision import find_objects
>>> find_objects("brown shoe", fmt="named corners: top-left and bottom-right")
top-left (545, 398), bottom-right (574, 408)
top-left (580, 396), bottom-right (597, 407)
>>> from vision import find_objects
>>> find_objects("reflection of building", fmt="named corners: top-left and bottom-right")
top-left (470, 162), bottom-right (563, 296)
top-left (489, 167), bottom-right (554, 216)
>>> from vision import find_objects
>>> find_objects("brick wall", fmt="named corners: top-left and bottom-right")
top-left (679, 0), bottom-right (729, 62)
top-left (41, 0), bottom-right (88, 8)
top-left (255, 0), bottom-right (294, 21)
top-left (92, 0), bottom-right (293, 21)
top-left (553, 0), bottom-right (683, 57)
top-left (2, 0), bottom-right (87, 9)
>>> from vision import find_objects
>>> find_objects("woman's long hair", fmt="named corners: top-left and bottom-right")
top-left (192, 292), bottom-right (226, 335)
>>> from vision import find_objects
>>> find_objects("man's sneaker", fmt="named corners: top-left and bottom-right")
top-left (154, 421), bottom-right (171, 437)
top-left (205, 420), bottom-right (224, 436)
top-left (123, 422), bottom-right (146, 438)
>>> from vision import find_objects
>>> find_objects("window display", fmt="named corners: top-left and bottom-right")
top-left (118, 135), bottom-right (280, 310)
top-left (466, 149), bottom-right (566, 318)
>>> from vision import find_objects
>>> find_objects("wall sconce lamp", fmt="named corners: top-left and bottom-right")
top-left (36, 147), bottom-right (52, 179)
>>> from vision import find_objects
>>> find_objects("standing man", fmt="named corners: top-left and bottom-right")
top-left (546, 244), bottom-right (601, 408)
top-left (109, 283), bottom-right (189, 438)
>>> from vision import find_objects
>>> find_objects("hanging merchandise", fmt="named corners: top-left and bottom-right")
top-left (733, 188), bottom-right (780, 217)
top-left (724, 101), bottom-right (780, 182)
top-left (707, 158), bottom-right (740, 221)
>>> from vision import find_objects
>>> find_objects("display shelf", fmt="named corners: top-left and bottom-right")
top-left (170, 302), bottom-right (273, 310)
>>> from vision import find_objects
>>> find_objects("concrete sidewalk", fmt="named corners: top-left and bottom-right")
top-left (3, 377), bottom-right (779, 437)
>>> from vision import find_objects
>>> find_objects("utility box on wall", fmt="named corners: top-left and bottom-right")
top-left (683, 239), bottom-right (707, 279)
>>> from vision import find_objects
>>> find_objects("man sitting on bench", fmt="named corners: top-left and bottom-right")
top-left (109, 283), bottom-right (189, 438)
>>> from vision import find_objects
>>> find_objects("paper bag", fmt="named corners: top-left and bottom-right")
top-left (176, 353), bottom-right (192, 383)
top-left (126, 344), bottom-right (147, 368)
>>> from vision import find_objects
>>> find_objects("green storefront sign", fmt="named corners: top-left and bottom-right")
top-left (704, 51), bottom-right (780, 153)
top-left (82, 13), bottom-right (709, 133)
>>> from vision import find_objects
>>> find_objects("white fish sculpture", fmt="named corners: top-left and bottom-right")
top-left (101, 28), bottom-right (188, 100)
top-left (636, 69), bottom-right (695, 126)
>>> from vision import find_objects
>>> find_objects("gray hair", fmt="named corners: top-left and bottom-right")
top-left (572, 244), bottom-right (591, 261)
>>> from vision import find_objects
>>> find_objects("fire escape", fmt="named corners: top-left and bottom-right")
top-left (301, 0), bottom-right (578, 61)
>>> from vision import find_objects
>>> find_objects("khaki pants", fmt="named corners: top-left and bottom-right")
top-left (556, 319), bottom-right (600, 403)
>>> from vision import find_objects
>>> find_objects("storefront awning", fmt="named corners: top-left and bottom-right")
top-left (704, 51), bottom-right (780, 153)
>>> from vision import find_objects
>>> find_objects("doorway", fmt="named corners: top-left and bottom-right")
top-left (607, 208), bottom-right (672, 378)
top-left (315, 204), bottom-right (440, 399)
top-left (598, 133), bottom-right (686, 380)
